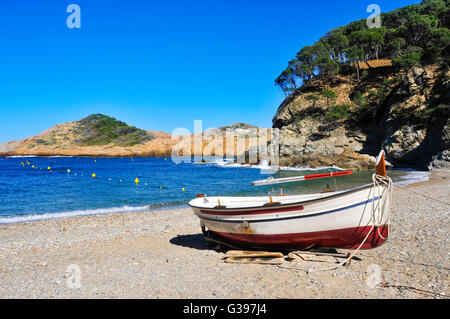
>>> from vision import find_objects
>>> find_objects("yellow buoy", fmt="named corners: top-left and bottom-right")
top-left (48, 167), bottom-right (51, 170)
top-left (135, 178), bottom-right (139, 184)
top-left (32, 165), bottom-right (34, 168)
top-left (67, 169), bottom-right (71, 173)
top-left (182, 187), bottom-right (185, 191)
top-left (159, 186), bottom-right (162, 189)
top-left (92, 173), bottom-right (96, 178)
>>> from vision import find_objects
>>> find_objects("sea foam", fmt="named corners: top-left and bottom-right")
top-left (0, 205), bottom-right (152, 224)
top-left (392, 169), bottom-right (430, 186)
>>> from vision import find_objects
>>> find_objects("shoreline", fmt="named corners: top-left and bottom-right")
top-left (0, 167), bottom-right (434, 225)
top-left (0, 170), bottom-right (448, 298)
top-left (2, 154), bottom-right (172, 158)
top-left (0, 203), bottom-right (189, 225)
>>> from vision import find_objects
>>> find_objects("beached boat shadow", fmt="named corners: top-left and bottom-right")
top-left (170, 233), bottom-right (225, 251)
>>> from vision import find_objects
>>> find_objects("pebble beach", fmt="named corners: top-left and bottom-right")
top-left (0, 170), bottom-right (448, 299)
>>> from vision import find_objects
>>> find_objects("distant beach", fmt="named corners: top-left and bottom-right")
top-left (0, 169), bottom-right (448, 298)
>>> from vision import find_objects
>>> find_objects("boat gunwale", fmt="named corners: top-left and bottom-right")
top-left (188, 183), bottom-right (375, 212)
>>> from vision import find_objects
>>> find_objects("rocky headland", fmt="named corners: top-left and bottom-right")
top-left (271, 63), bottom-right (449, 170)
top-left (0, 114), bottom-right (269, 159)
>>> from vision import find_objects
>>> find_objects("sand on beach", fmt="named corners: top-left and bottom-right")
top-left (0, 171), bottom-right (448, 299)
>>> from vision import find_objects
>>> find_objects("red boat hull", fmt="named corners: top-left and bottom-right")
top-left (211, 225), bottom-right (388, 250)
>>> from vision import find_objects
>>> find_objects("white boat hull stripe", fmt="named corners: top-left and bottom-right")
top-left (196, 196), bottom-right (381, 223)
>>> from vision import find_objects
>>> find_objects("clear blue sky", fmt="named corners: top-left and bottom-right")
top-left (0, 0), bottom-right (421, 142)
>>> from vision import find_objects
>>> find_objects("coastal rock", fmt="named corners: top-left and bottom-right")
top-left (402, 66), bottom-right (432, 94)
top-left (271, 63), bottom-right (450, 170)
top-left (429, 118), bottom-right (450, 169)
top-left (276, 120), bottom-right (371, 169)
top-left (382, 127), bottom-right (426, 163)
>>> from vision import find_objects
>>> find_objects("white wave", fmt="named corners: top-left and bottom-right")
top-left (0, 205), bottom-right (152, 224)
top-left (213, 159), bottom-right (275, 171)
top-left (8, 155), bottom-right (74, 158)
top-left (8, 155), bottom-right (39, 158)
top-left (279, 165), bottom-right (346, 172)
top-left (393, 169), bottom-right (430, 186)
top-left (212, 159), bottom-right (345, 172)
top-left (48, 156), bottom-right (74, 158)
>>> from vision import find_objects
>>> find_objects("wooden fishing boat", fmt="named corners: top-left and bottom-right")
top-left (188, 151), bottom-right (392, 250)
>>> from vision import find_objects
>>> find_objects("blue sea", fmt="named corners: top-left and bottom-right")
top-left (0, 156), bottom-right (429, 223)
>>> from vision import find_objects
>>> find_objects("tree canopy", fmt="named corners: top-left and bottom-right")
top-left (275, 0), bottom-right (450, 96)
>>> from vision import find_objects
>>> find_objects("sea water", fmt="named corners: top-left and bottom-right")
top-left (0, 156), bottom-right (429, 223)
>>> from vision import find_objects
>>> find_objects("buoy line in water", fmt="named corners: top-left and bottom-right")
top-left (9, 157), bottom-right (187, 192)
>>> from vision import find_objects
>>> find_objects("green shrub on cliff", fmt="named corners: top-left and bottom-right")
top-left (320, 90), bottom-right (338, 107)
top-left (325, 105), bottom-right (351, 120)
top-left (349, 90), bottom-right (370, 119)
top-left (350, 91), bottom-right (367, 107)
top-left (306, 94), bottom-right (320, 106)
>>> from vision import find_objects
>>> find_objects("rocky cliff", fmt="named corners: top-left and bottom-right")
top-left (272, 63), bottom-right (450, 170)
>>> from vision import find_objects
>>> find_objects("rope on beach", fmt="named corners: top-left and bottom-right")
top-left (357, 254), bottom-right (450, 271)
top-left (278, 174), bottom-right (393, 273)
top-left (380, 283), bottom-right (449, 298)
top-left (393, 182), bottom-right (450, 207)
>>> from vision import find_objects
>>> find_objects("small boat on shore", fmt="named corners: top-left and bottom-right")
top-left (188, 151), bottom-right (393, 250)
